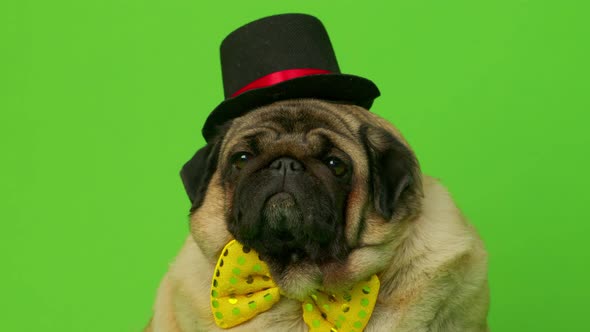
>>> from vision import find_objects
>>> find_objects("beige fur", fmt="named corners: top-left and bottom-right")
top-left (145, 99), bottom-right (489, 331)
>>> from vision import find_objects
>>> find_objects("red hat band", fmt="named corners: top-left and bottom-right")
top-left (231, 68), bottom-right (332, 97)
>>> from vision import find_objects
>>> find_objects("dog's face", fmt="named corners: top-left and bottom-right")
top-left (181, 99), bottom-right (423, 298)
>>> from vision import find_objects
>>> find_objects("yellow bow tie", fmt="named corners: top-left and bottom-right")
top-left (210, 240), bottom-right (380, 331)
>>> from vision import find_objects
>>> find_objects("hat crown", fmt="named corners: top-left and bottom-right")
top-left (220, 14), bottom-right (341, 98)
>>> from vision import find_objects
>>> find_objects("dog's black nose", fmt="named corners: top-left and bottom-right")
top-left (269, 157), bottom-right (305, 173)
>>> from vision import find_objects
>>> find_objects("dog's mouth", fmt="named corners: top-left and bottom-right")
top-left (262, 192), bottom-right (301, 244)
top-left (244, 191), bottom-right (346, 267)
top-left (265, 192), bottom-right (297, 209)
top-left (230, 180), bottom-right (350, 269)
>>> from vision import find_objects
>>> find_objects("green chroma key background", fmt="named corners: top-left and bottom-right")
top-left (1, 1), bottom-right (589, 331)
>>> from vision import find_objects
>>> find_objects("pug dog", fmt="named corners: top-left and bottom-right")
top-left (144, 98), bottom-right (489, 332)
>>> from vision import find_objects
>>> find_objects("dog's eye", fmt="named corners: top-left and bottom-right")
top-left (230, 152), bottom-right (253, 170)
top-left (324, 156), bottom-right (347, 176)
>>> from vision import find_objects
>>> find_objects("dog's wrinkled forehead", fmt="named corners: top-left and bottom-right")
top-left (220, 99), bottom-right (361, 158)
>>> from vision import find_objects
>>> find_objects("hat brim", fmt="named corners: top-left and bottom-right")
top-left (202, 73), bottom-right (380, 141)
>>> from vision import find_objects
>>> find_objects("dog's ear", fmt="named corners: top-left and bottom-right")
top-left (360, 124), bottom-right (420, 220)
top-left (180, 124), bottom-right (229, 211)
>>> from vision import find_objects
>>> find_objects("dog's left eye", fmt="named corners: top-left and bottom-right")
top-left (324, 156), bottom-right (348, 176)
top-left (230, 152), bottom-right (253, 170)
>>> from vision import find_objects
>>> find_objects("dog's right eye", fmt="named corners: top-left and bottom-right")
top-left (230, 152), bottom-right (253, 170)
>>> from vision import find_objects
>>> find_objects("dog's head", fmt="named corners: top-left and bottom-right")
top-left (181, 99), bottom-right (423, 298)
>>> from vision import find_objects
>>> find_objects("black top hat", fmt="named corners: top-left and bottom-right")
top-left (201, 13), bottom-right (381, 142)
